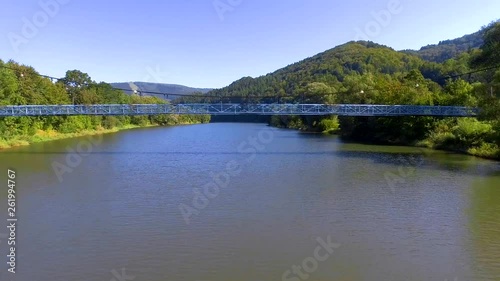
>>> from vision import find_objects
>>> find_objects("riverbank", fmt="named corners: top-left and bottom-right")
top-left (270, 121), bottom-right (500, 161)
top-left (415, 140), bottom-right (500, 160)
top-left (338, 135), bottom-right (500, 160)
top-left (0, 121), bottom-right (206, 151)
top-left (0, 125), bottom-right (151, 150)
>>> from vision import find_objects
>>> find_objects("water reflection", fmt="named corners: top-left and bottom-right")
top-left (0, 123), bottom-right (499, 281)
top-left (469, 176), bottom-right (500, 280)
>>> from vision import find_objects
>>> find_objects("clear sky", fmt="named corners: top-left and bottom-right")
top-left (1, 0), bottom-right (499, 88)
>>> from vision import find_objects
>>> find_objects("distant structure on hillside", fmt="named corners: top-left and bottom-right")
top-left (111, 82), bottom-right (213, 101)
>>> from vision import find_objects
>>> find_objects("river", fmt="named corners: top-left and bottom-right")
top-left (0, 123), bottom-right (499, 281)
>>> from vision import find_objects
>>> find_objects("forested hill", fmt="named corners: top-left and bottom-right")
top-left (205, 21), bottom-right (500, 160)
top-left (206, 41), bottom-right (447, 101)
top-left (206, 24), bottom-right (495, 100)
top-left (403, 30), bottom-right (485, 63)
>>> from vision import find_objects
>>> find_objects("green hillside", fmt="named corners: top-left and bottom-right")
top-left (206, 41), bottom-right (454, 105)
top-left (202, 23), bottom-right (500, 159)
top-left (403, 30), bottom-right (485, 63)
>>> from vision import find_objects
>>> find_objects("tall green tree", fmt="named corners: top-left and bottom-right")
top-left (60, 70), bottom-right (93, 104)
top-left (471, 22), bottom-right (500, 68)
top-left (470, 22), bottom-right (500, 120)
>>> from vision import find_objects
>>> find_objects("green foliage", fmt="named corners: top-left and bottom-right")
top-left (424, 118), bottom-right (499, 158)
top-left (59, 70), bottom-right (93, 104)
top-left (404, 29), bottom-right (485, 63)
top-left (466, 25), bottom-right (500, 133)
top-left (468, 143), bottom-right (500, 159)
top-left (444, 79), bottom-right (477, 106)
top-left (201, 33), bottom-right (499, 159)
top-left (206, 42), bottom-right (425, 102)
top-left (452, 118), bottom-right (494, 147)
top-left (304, 82), bottom-right (337, 104)
top-left (102, 116), bottom-right (122, 129)
top-left (0, 61), bottom-right (211, 149)
top-left (1, 24), bottom-right (498, 159)
top-left (471, 21), bottom-right (500, 68)
top-left (287, 116), bottom-right (306, 130)
top-left (269, 116), bottom-right (306, 130)
top-left (0, 66), bottom-right (19, 105)
top-left (318, 116), bottom-right (340, 134)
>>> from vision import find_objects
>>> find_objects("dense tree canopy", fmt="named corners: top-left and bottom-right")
top-left (201, 30), bottom-right (500, 159)
top-left (471, 22), bottom-right (500, 68)
top-left (0, 61), bottom-right (210, 147)
top-left (403, 30), bottom-right (485, 63)
top-left (470, 22), bottom-right (500, 122)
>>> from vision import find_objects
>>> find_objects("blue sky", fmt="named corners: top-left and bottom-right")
top-left (1, 0), bottom-right (499, 89)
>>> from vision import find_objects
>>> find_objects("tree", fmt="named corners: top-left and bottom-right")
top-left (0, 63), bottom-right (19, 105)
top-left (469, 22), bottom-right (500, 121)
top-left (60, 70), bottom-right (93, 104)
top-left (474, 72), bottom-right (500, 120)
top-left (444, 79), bottom-right (476, 107)
top-left (304, 82), bottom-right (336, 104)
top-left (471, 22), bottom-right (500, 68)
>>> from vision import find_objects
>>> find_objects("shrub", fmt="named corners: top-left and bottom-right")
top-left (318, 116), bottom-right (340, 134)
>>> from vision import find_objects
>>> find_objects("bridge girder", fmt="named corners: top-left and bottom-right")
top-left (0, 104), bottom-right (479, 117)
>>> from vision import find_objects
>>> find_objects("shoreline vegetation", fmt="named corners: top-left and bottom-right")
top-left (270, 116), bottom-right (499, 161)
top-left (192, 21), bottom-right (500, 161)
top-left (0, 125), bottom-right (136, 150)
top-left (1, 113), bottom-right (498, 161)
top-left (1, 116), bottom-right (497, 161)
top-left (2, 23), bottom-right (499, 160)
top-left (0, 120), bottom-right (207, 151)
top-left (0, 63), bottom-right (211, 151)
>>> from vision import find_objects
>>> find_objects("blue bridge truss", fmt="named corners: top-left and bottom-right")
top-left (0, 104), bottom-right (479, 117)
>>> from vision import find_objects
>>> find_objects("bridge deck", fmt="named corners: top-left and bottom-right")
top-left (0, 104), bottom-right (479, 117)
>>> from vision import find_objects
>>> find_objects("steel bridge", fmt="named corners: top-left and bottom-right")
top-left (0, 104), bottom-right (479, 117)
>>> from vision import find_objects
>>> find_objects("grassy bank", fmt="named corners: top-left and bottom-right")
top-left (270, 115), bottom-right (341, 134)
top-left (0, 124), bottom-right (145, 150)
top-left (270, 116), bottom-right (500, 161)
top-left (0, 121), bottom-right (204, 150)
top-left (417, 140), bottom-right (500, 160)
top-left (415, 118), bottom-right (500, 160)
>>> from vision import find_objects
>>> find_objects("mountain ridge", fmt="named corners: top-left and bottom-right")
top-left (113, 21), bottom-right (498, 94)
top-left (402, 20), bottom-right (498, 63)
top-left (110, 82), bottom-right (212, 100)
top-left (402, 29), bottom-right (485, 63)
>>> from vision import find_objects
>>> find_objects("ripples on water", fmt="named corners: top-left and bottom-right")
top-left (0, 123), bottom-right (499, 281)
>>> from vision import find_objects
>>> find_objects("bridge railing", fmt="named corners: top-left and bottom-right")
top-left (0, 104), bottom-right (479, 117)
